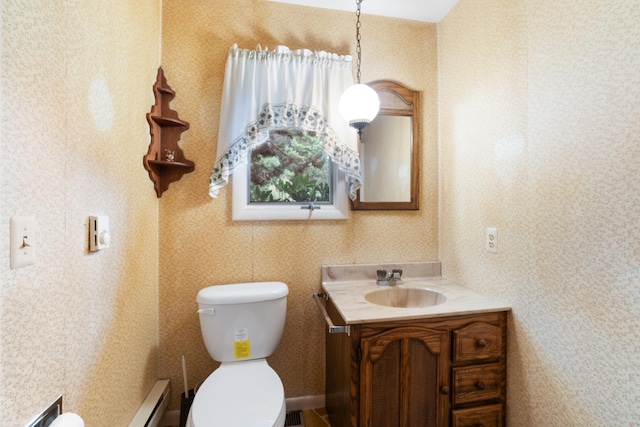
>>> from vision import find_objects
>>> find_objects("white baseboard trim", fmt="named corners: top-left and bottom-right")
top-left (285, 395), bottom-right (326, 412)
top-left (158, 395), bottom-right (325, 426)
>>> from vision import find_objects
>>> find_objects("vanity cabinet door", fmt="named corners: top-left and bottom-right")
top-left (360, 326), bottom-right (450, 427)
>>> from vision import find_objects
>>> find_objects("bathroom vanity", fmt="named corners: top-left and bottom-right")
top-left (319, 263), bottom-right (510, 427)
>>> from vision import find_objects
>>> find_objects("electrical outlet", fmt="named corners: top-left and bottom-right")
top-left (486, 227), bottom-right (498, 253)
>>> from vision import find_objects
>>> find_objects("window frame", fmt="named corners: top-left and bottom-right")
top-left (232, 157), bottom-right (350, 221)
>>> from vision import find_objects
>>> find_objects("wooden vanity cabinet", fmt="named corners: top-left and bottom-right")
top-left (325, 299), bottom-right (507, 427)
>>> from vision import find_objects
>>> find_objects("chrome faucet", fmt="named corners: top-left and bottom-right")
top-left (376, 269), bottom-right (404, 286)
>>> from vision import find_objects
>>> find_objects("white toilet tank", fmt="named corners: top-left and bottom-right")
top-left (197, 282), bottom-right (288, 363)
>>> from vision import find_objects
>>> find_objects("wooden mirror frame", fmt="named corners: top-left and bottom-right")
top-left (351, 80), bottom-right (420, 210)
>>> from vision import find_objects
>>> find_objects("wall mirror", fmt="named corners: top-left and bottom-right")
top-left (351, 80), bottom-right (420, 210)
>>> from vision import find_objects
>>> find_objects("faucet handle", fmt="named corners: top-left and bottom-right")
top-left (377, 269), bottom-right (388, 280)
top-left (392, 269), bottom-right (403, 277)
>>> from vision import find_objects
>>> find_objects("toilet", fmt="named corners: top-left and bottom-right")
top-left (187, 281), bottom-right (289, 427)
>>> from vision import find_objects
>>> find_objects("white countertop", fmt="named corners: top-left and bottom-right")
top-left (321, 262), bottom-right (511, 324)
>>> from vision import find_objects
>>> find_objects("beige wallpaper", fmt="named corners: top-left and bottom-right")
top-left (1, 1), bottom-right (161, 426)
top-left (158, 0), bottom-right (439, 409)
top-left (8, 1), bottom-right (632, 425)
top-left (439, 0), bottom-right (640, 424)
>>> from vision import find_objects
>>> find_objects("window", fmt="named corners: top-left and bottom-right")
top-left (209, 45), bottom-right (362, 220)
top-left (232, 128), bottom-right (351, 221)
top-left (249, 129), bottom-right (332, 204)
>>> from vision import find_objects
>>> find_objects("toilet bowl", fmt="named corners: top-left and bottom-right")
top-left (186, 360), bottom-right (286, 427)
top-left (188, 282), bottom-right (289, 427)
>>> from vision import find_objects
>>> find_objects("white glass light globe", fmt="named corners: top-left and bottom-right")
top-left (339, 83), bottom-right (380, 130)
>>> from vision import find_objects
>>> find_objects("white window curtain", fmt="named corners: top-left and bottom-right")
top-left (209, 44), bottom-right (362, 200)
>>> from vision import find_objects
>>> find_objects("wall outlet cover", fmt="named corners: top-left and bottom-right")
top-left (486, 227), bottom-right (498, 253)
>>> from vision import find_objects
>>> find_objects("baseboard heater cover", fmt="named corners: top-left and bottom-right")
top-left (129, 380), bottom-right (170, 427)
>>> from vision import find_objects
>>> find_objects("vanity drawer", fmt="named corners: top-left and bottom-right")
top-left (452, 363), bottom-right (502, 405)
top-left (451, 404), bottom-right (503, 427)
top-left (453, 322), bottom-right (502, 362)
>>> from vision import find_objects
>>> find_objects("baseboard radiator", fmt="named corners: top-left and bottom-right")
top-left (129, 380), bottom-right (171, 427)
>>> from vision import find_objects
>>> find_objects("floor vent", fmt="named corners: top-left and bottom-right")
top-left (284, 410), bottom-right (305, 427)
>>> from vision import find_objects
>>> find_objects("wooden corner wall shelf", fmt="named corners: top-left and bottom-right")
top-left (144, 67), bottom-right (195, 197)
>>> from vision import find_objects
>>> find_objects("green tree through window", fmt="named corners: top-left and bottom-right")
top-left (249, 129), bottom-right (332, 203)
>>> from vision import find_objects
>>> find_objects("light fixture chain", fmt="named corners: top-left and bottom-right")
top-left (355, 0), bottom-right (363, 84)
top-left (340, 0), bottom-right (379, 133)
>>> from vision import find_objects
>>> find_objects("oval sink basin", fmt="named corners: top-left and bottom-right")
top-left (365, 287), bottom-right (447, 308)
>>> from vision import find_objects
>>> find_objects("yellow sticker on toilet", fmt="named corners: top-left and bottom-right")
top-left (234, 340), bottom-right (251, 359)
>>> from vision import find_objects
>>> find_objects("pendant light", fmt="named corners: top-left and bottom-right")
top-left (339, 0), bottom-right (380, 135)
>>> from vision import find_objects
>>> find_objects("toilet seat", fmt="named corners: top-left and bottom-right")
top-left (187, 359), bottom-right (286, 427)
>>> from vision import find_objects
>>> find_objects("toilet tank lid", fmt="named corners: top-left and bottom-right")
top-left (197, 282), bottom-right (288, 305)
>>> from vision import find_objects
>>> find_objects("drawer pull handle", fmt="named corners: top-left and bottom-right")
top-left (475, 424), bottom-right (485, 427)
top-left (475, 381), bottom-right (485, 390)
top-left (440, 386), bottom-right (450, 395)
top-left (476, 338), bottom-right (488, 348)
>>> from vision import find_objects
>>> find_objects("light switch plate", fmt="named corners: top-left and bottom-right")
top-left (89, 215), bottom-right (110, 251)
top-left (10, 215), bottom-right (36, 269)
